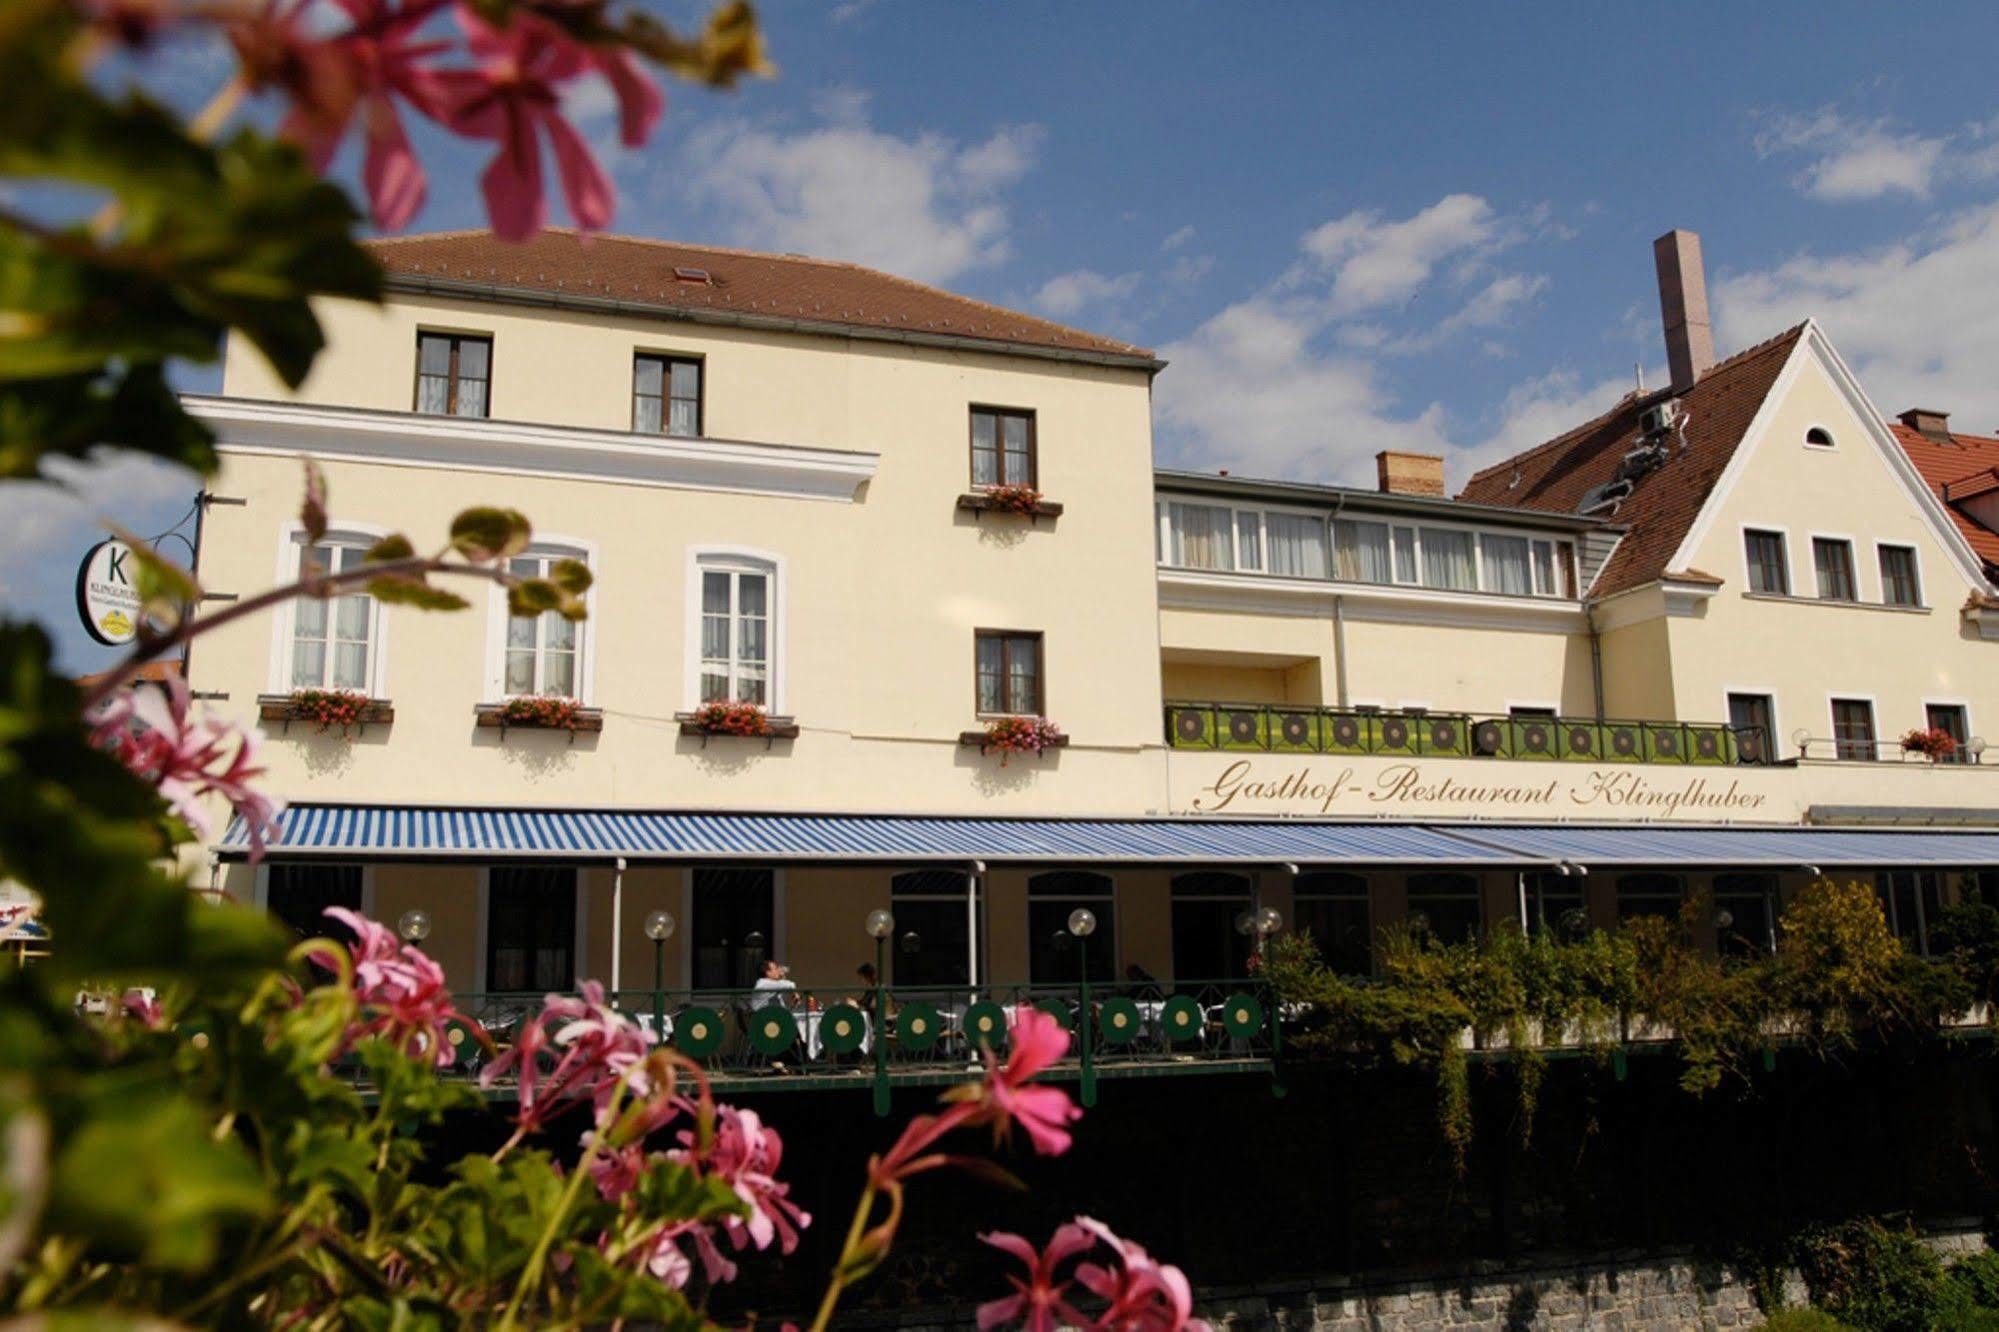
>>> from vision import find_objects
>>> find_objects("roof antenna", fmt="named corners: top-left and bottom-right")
top-left (1634, 361), bottom-right (1645, 394)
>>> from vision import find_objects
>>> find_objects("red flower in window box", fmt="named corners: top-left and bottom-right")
top-left (981, 715), bottom-right (1065, 764)
top-left (289, 688), bottom-right (370, 735)
top-left (1901, 727), bottom-right (1959, 761)
top-left (981, 483), bottom-right (1045, 516)
top-left (501, 695), bottom-right (583, 731)
top-left (690, 700), bottom-right (774, 737)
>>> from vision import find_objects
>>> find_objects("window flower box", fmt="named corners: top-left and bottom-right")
top-left (258, 690), bottom-right (392, 735)
top-left (475, 698), bottom-right (603, 736)
top-left (956, 486), bottom-right (1063, 522)
top-left (960, 716), bottom-right (1068, 763)
top-left (1901, 727), bottom-right (1959, 762)
top-left (676, 702), bottom-right (800, 743)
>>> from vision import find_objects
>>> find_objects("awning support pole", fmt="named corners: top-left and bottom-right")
top-left (967, 861), bottom-right (985, 991)
top-left (610, 857), bottom-right (626, 1000)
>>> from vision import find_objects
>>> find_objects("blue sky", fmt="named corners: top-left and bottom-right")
top-left (10, 0), bottom-right (1999, 671)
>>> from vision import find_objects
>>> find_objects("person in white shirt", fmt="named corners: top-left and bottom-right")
top-left (750, 959), bottom-right (797, 1009)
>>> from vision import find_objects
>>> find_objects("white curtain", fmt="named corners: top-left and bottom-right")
top-left (1333, 519), bottom-right (1390, 584)
top-left (1480, 533), bottom-right (1531, 595)
top-left (1421, 528), bottom-right (1476, 591)
top-left (1167, 502), bottom-right (1234, 570)
top-left (1266, 513), bottom-right (1329, 579)
top-left (1392, 527), bottom-right (1419, 583)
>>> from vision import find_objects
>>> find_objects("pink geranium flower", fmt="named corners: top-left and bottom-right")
top-left (434, 7), bottom-right (613, 240)
top-left (950, 1004), bottom-right (1083, 1156)
top-left (481, 980), bottom-right (652, 1130)
top-left (319, 906), bottom-right (468, 1065)
top-left (1070, 1217), bottom-right (1205, 1332)
top-left (283, 0), bottom-right (454, 230)
top-left (977, 1222), bottom-right (1095, 1332)
top-left (675, 1105), bottom-right (810, 1256)
top-left (88, 675), bottom-right (284, 859)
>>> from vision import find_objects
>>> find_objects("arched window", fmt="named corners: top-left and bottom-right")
top-left (1170, 872), bottom-right (1253, 981)
top-left (1713, 872), bottom-right (1776, 959)
top-left (496, 543), bottom-right (591, 700)
top-left (1293, 871), bottom-right (1372, 975)
top-left (889, 870), bottom-right (971, 990)
top-left (282, 528), bottom-right (386, 694)
top-left (1406, 871), bottom-right (1483, 943)
top-left (1028, 872), bottom-right (1115, 983)
top-left (1805, 426), bottom-right (1835, 449)
top-left (1616, 872), bottom-right (1683, 924)
top-left (1524, 871), bottom-right (1588, 938)
top-left (690, 550), bottom-right (781, 712)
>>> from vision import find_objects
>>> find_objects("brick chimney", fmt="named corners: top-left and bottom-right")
top-left (1898, 407), bottom-right (1953, 441)
top-left (1376, 450), bottom-right (1446, 497)
top-left (1653, 229), bottom-right (1716, 395)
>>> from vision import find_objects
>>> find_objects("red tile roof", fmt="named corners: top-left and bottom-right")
top-left (364, 229), bottom-right (1158, 365)
top-left (1892, 421), bottom-right (1999, 573)
top-left (1457, 324), bottom-right (1808, 597)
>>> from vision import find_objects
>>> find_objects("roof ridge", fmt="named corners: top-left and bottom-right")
top-left (1461, 321), bottom-right (1810, 490)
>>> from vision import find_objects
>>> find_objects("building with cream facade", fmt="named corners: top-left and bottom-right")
top-left (191, 227), bottom-right (1999, 1069)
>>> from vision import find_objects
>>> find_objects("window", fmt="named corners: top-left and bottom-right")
top-left (264, 864), bottom-right (363, 951)
top-left (1523, 871), bottom-right (1588, 938)
top-left (1727, 693), bottom-right (1775, 755)
top-left (1028, 872), bottom-right (1116, 984)
top-left (698, 557), bottom-right (771, 707)
top-left (486, 867), bottom-right (575, 991)
top-left (1391, 527), bottom-right (1419, 583)
top-left (1162, 501), bottom-right (1235, 570)
top-left (1170, 872), bottom-right (1253, 981)
top-left (1878, 545), bottom-right (1922, 607)
top-left (971, 407), bottom-right (1035, 488)
top-left (503, 549), bottom-right (584, 698)
top-left (1479, 532), bottom-right (1531, 596)
top-left (634, 354), bottom-right (701, 437)
top-left (1615, 872), bottom-right (1683, 924)
top-left (1876, 871), bottom-right (1945, 956)
top-left (415, 332), bottom-right (490, 417)
top-left (1812, 538), bottom-right (1857, 601)
top-left (290, 537), bottom-right (377, 692)
top-left (1418, 527), bottom-right (1476, 591)
top-left (1926, 703), bottom-right (1970, 764)
top-left (1333, 519), bottom-right (1391, 583)
top-left (1265, 513), bottom-right (1330, 578)
top-left (891, 870), bottom-right (971, 989)
top-left (690, 867), bottom-right (774, 989)
top-left (1406, 871), bottom-right (1482, 943)
top-left (1509, 705), bottom-right (1557, 719)
top-left (1293, 872), bottom-right (1372, 975)
top-left (1744, 529), bottom-right (1789, 595)
top-left (975, 631), bottom-right (1042, 716)
top-left (1529, 539), bottom-right (1576, 598)
top-left (1713, 873), bottom-right (1776, 959)
top-left (1831, 699), bottom-right (1877, 761)
top-left (1805, 427), bottom-right (1835, 448)
top-left (1234, 512), bottom-right (1262, 571)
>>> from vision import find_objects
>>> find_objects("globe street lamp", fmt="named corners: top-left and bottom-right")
top-left (397, 909), bottom-right (432, 944)
top-left (1067, 908), bottom-right (1098, 1107)
top-left (864, 909), bottom-right (895, 1114)
top-left (644, 909), bottom-right (675, 1032)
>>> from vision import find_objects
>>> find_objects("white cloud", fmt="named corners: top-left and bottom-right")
top-left (1033, 269), bottom-right (1141, 317)
top-left (1382, 273), bottom-right (1550, 354)
top-left (1165, 253), bottom-right (1215, 284)
top-left (1161, 225), bottom-right (1197, 252)
top-left (0, 452), bottom-right (200, 635)
top-left (1755, 108), bottom-right (1948, 201)
top-left (1299, 193), bottom-right (1498, 316)
top-left (1715, 200), bottom-right (1999, 431)
top-left (682, 115), bottom-right (1042, 285)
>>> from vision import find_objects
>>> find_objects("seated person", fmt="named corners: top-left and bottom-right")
top-left (751, 959), bottom-right (798, 1009)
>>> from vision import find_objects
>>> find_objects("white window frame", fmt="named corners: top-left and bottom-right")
top-left (1721, 686), bottom-right (1783, 758)
top-left (269, 520), bottom-right (391, 697)
top-left (1826, 693), bottom-right (1881, 762)
top-left (1157, 498), bottom-right (1328, 577)
top-left (685, 547), bottom-right (786, 714)
top-left (483, 537), bottom-right (596, 704)
top-left (1922, 698), bottom-right (1976, 761)
top-left (1739, 523), bottom-right (1793, 597)
top-left (1874, 541), bottom-right (1926, 608)
top-left (1808, 531), bottom-right (1861, 602)
top-left (475, 866), bottom-right (587, 993)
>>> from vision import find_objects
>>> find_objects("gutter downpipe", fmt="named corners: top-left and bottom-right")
top-left (1586, 598), bottom-right (1606, 721)
top-left (610, 856), bottom-right (626, 997)
top-left (1328, 495), bottom-right (1350, 708)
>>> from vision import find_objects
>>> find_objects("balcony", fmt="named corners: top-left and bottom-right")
top-left (1164, 702), bottom-right (1771, 766)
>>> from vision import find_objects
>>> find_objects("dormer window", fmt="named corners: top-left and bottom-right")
top-left (1805, 426), bottom-right (1835, 449)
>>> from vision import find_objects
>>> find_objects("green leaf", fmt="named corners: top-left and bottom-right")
top-left (448, 508), bottom-right (531, 562)
top-left (46, 1082), bottom-right (270, 1271)
top-left (300, 460), bottom-right (328, 543)
top-left (548, 558), bottom-right (593, 596)
top-left (506, 580), bottom-right (560, 618)
top-left (365, 575), bottom-right (469, 612)
top-left (362, 534), bottom-right (415, 565)
top-left (0, 364), bottom-right (216, 481)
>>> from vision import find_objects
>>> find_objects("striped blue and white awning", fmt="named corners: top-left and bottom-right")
top-left (216, 804), bottom-right (1999, 868)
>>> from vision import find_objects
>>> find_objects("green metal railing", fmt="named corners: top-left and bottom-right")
top-left (1165, 702), bottom-right (1771, 766)
top-left (447, 981), bottom-right (1279, 1112)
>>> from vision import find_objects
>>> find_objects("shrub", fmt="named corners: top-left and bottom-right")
top-left (1759, 1310), bottom-right (1857, 1331)
top-left (1793, 1217), bottom-right (1948, 1332)
top-left (1932, 903), bottom-right (1999, 1006)
top-left (1943, 1250), bottom-right (1999, 1312)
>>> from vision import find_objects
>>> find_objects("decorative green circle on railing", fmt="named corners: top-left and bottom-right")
top-left (820, 1003), bottom-right (866, 1054)
top-left (1099, 997), bottom-right (1141, 1045)
top-left (1222, 992), bottom-right (1264, 1038)
top-left (1035, 998), bottom-right (1071, 1032)
top-left (897, 1001), bottom-right (941, 1050)
top-left (1161, 995), bottom-right (1204, 1043)
top-left (963, 1001), bottom-right (1009, 1050)
top-left (748, 1006), bottom-right (798, 1055)
top-left (442, 1017), bottom-right (481, 1068)
top-left (674, 1005), bottom-right (724, 1057)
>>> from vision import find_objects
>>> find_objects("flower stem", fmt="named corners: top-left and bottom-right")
top-left (807, 1179), bottom-right (879, 1332)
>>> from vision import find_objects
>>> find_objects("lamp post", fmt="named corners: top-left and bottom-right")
top-left (1068, 907), bottom-right (1098, 1107)
top-left (397, 909), bottom-right (431, 945)
top-left (644, 910), bottom-right (675, 1035)
top-left (866, 909), bottom-right (895, 1116)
